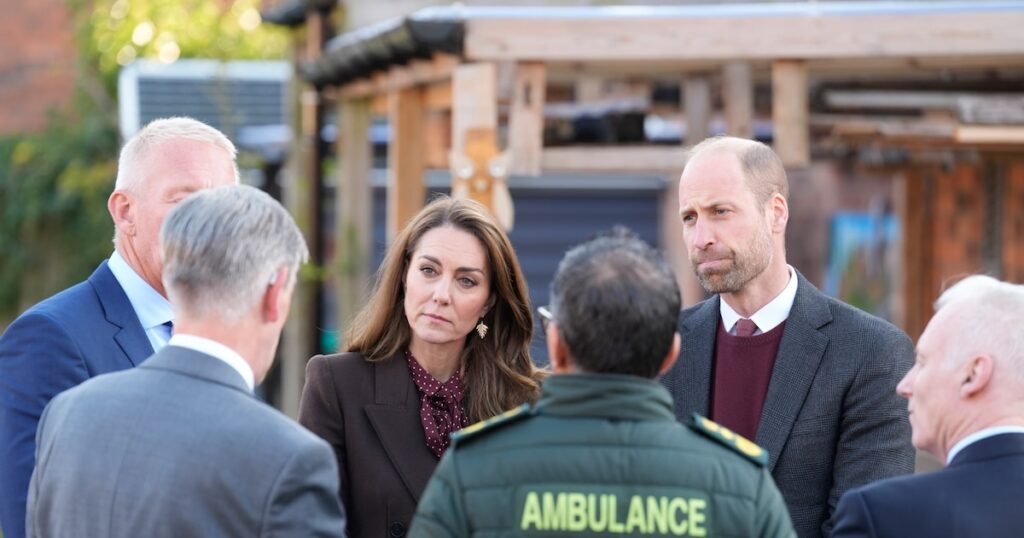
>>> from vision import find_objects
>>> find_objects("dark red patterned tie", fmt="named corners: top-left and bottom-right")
top-left (734, 318), bottom-right (758, 337)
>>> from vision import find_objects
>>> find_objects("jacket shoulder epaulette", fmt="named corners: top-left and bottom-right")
top-left (688, 413), bottom-right (768, 467)
top-left (451, 404), bottom-right (532, 446)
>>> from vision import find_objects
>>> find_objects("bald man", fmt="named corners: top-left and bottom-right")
top-left (662, 136), bottom-right (915, 537)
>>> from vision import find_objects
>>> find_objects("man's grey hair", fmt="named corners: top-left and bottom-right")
top-left (549, 227), bottom-right (681, 378)
top-left (160, 185), bottom-right (308, 322)
top-left (115, 117), bottom-right (239, 192)
top-left (685, 136), bottom-right (789, 207)
top-left (934, 275), bottom-right (1024, 384)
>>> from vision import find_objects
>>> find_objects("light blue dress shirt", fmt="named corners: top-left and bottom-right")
top-left (107, 251), bottom-right (174, 352)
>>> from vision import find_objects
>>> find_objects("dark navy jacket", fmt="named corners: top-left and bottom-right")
top-left (0, 261), bottom-right (152, 538)
top-left (831, 433), bottom-right (1024, 538)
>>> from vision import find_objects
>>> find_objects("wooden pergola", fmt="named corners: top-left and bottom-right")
top-left (315, 0), bottom-right (1024, 319)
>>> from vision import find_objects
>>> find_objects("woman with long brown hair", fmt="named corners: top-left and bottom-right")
top-left (298, 195), bottom-right (543, 537)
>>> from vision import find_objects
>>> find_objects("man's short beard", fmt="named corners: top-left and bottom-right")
top-left (694, 225), bottom-right (774, 295)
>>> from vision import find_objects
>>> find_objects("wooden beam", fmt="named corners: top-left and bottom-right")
top-left (338, 53), bottom-right (459, 99)
top-left (722, 61), bottom-right (753, 138)
top-left (772, 59), bottom-right (810, 167)
top-left (541, 145), bottom-right (687, 172)
top-left (424, 81), bottom-right (452, 111)
top-left (464, 10), bottom-right (1024, 61)
top-left (682, 75), bottom-right (711, 145)
top-left (423, 110), bottom-right (450, 169)
top-left (452, 62), bottom-right (498, 154)
top-left (508, 62), bottom-right (546, 176)
top-left (955, 125), bottom-right (1024, 145)
top-left (387, 87), bottom-right (426, 240)
top-left (335, 99), bottom-right (373, 342)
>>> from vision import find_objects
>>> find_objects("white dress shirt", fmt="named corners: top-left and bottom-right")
top-left (107, 251), bottom-right (174, 351)
top-left (946, 425), bottom-right (1024, 465)
top-left (168, 334), bottom-right (255, 392)
top-left (720, 265), bottom-right (799, 336)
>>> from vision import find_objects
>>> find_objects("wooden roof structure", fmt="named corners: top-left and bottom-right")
top-left (308, 0), bottom-right (1024, 237)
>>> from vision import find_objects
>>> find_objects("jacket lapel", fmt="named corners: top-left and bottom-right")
top-left (755, 272), bottom-right (831, 471)
top-left (89, 260), bottom-right (154, 366)
top-left (363, 355), bottom-right (438, 502)
top-left (674, 297), bottom-right (720, 418)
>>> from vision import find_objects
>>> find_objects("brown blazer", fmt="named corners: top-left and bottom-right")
top-left (299, 352), bottom-right (438, 538)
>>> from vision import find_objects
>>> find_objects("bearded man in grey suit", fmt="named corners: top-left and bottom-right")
top-left (26, 185), bottom-right (346, 537)
top-left (662, 136), bottom-right (915, 538)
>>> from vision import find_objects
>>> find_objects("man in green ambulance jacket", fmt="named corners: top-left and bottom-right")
top-left (410, 229), bottom-right (795, 538)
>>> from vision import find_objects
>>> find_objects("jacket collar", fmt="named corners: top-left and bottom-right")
top-left (137, 345), bottom-right (252, 395)
top-left (88, 260), bottom-right (154, 366)
top-left (950, 432), bottom-right (1024, 467)
top-left (537, 373), bottom-right (677, 422)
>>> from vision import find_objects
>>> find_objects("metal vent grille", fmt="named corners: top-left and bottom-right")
top-left (118, 59), bottom-right (291, 140)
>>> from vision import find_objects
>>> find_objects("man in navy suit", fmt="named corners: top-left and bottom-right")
top-left (0, 117), bottom-right (238, 538)
top-left (831, 275), bottom-right (1024, 538)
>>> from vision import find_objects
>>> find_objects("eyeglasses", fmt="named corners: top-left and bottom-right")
top-left (537, 305), bottom-right (552, 332)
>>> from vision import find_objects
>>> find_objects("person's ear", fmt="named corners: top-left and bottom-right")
top-left (657, 333), bottom-right (682, 377)
top-left (262, 267), bottom-right (289, 323)
top-left (960, 355), bottom-right (993, 398)
top-left (769, 193), bottom-right (789, 234)
top-left (108, 190), bottom-right (136, 237)
top-left (547, 323), bottom-right (572, 374)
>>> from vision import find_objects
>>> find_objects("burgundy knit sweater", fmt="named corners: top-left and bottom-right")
top-left (710, 319), bottom-right (787, 441)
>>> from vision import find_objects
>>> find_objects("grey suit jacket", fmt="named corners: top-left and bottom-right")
top-left (661, 272), bottom-right (914, 538)
top-left (26, 345), bottom-right (347, 538)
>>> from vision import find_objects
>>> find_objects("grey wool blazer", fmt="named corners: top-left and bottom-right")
top-left (26, 345), bottom-right (347, 538)
top-left (661, 271), bottom-right (915, 538)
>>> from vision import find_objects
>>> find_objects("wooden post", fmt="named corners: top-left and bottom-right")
top-left (387, 86), bottom-right (426, 241)
top-left (722, 61), bottom-right (754, 138)
top-left (335, 98), bottom-right (373, 345)
top-left (279, 9), bottom-right (329, 418)
top-left (452, 63), bottom-right (498, 154)
top-left (683, 75), bottom-right (712, 145)
top-left (508, 62), bottom-right (546, 176)
top-left (772, 59), bottom-right (810, 167)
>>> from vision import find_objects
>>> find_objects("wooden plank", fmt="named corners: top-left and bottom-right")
top-left (955, 125), bottom-right (1024, 145)
top-left (337, 53), bottom-right (459, 99)
top-left (371, 93), bottom-right (388, 116)
top-left (541, 145), bottom-right (687, 172)
top-left (722, 61), bottom-right (753, 138)
top-left (423, 110), bottom-right (450, 169)
top-left (452, 62), bottom-right (498, 154)
top-left (387, 87), bottom-right (426, 241)
top-left (424, 81), bottom-right (452, 111)
top-left (464, 11), bottom-right (1024, 61)
top-left (682, 75), bottom-right (711, 145)
top-left (508, 62), bottom-right (546, 176)
top-left (772, 59), bottom-right (809, 167)
top-left (1004, 160), bottom-right (1024, 283)
top-left (335, 99), bottom-right (373, 342)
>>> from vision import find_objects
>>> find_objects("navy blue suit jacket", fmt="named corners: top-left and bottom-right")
top-left (0, 261), bottom-right (153, 538)
top-left (831, 432), bottom-right (1024, 538)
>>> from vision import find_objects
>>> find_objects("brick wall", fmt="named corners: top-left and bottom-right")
top-left (0, 0), bottom-right (77, 135)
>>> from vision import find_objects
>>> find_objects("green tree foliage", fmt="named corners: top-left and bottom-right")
top-left (0, 0), bottom-right (288, 319)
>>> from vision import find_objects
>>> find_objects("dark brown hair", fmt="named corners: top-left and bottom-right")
top-left (346, 195), bottom-right (543, 421)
